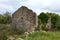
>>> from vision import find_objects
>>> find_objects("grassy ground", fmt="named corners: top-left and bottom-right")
top-left (21, 31), bottom-right (60, 40)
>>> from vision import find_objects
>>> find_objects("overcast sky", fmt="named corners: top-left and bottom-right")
top-left (0, 0), bottom-right (60, 15)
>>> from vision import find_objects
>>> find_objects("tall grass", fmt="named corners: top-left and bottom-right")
top-left (21, 31), bottom-right (60, 40)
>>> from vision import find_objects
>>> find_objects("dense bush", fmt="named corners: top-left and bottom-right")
top-left (0, 11), bottom-right (11, 24)
top-left (38, 12), bottom-right (60, 31)
top-left (0, 30), bottom-right (8, 40)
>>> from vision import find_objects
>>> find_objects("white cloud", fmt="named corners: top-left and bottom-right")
top-left (0, 3), bottom-right (14, 14)
top-left (0, 0), bottom-right (8, 3)
top-left (18, 0), bottom-right (52, 8)
top-left (0, 0), bottom-right (60, 15)
top-left (17, 0), bottom-right (53, 15)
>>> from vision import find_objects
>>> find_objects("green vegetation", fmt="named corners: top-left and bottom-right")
top-left (38, 12), bottom-right (60, 31)
top-left (0, 11), bottom-right (11, 24)
top-left (21, 31), bottom-right (60, 40)
top-left (0, 11), bottom-right (60, 31)
top-left (0, 11), bottom-right (60, 40)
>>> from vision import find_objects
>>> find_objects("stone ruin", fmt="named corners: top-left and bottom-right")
top-left (46, 17), bottom-right (51, 31)
top-left (12, 6), bottom-right (38, 32)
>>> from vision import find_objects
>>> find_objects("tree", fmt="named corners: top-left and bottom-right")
top-left (38, 12), bottom-right (60, 31)
top-left (38, 12), bottom-right (50, 31)
top-left (0, 11), bottom-right (11, 24)
top-left (38, 12), bottom-right (49, 23)
top-left (3, 11), bottom-right (11, 24)
top-left (55, 16), bottom-right (60, 30)
top-left (48, 13), bottom-right (59, 29)
top-left (0, 14), bottom-right (4, 24)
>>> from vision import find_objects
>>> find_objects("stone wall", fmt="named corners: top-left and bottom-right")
top-left (12, 6), bottom-right (38, 32)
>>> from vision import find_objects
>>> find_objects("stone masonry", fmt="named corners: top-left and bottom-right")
top-left (12, 6), bottom-right (38, 32)
top-left (46, 17), bottom-right (51, 31)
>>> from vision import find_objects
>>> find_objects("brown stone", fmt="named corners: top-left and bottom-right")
top-left (12, 6), bottom-right (38, 32)
top-left (46, 17), bottom-right (51, 31)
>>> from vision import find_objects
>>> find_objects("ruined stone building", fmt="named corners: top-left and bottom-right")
top-left (46, 17), bottom-right (51, 31)
top-left (12, 6), bottom-right (38, 32)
